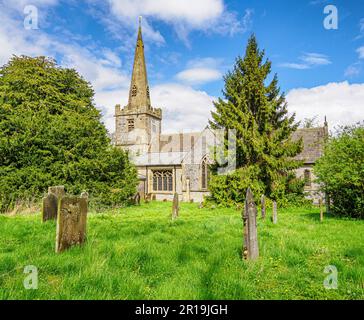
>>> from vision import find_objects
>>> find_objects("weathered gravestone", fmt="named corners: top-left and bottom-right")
top-left (272, 201), bottom-right (278, 224)
top-left (319, 198), bottom-right (324, 222)
top-left (172, 193), bottom-right (179, 220)
top-left (56, 196), bottom-right (88, 253)
top-left (134, 192), bottom-right (141, 206)
top-left (242, 188), bottom-right (259, 260)
top-left (48, 186), bottom-right (65, 199)
top-left (261, 195), bottom-right (266, 220)
top-left (80, 191), bottom-right (89, 199)
top-left (42, 193), bottom-right (58, 222)
top-left (42, 186), bottom-right (66, 222)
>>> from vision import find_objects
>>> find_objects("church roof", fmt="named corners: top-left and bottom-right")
top-left (132, 152), bottom-right (188, 166)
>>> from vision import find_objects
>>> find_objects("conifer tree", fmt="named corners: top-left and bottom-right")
top-left (209, 35), bottom-right (303, 203)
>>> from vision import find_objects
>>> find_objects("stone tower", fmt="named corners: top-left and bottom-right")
top-left (115, 18), bottom-right (162, 155)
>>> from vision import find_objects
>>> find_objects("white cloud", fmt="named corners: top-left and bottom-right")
top-left (344, 63), bottom-right (362, 78)
top-left (102, 0), bottom-right (246, 44)
top-left (357, 46), bottom-right (364, 59)
top-left (176, 68), bottom-right (221, 85)
top-left (175, 57), bottom-right (223, 85)
top-left (108, 0), bottom-right (224, 27)
top-left (95, 83), bottom-right (216, 134)
top-left (280, 53), bottom-right (331, 70)
top-left (286, 82), bottom-right (364, 130)
top-left (0, 0), bottom-right (59, 11)
top-left (152, 83), bottom-right (216, 133)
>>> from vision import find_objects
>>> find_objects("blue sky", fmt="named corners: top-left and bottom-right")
top-left (0, 0), bottom-right (363, 133)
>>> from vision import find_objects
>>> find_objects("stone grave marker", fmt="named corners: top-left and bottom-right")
top-left (242, 188), bottom-right (259, 260)
top-left (261, 195), bottom-right (266, 220)
top-left (319, 198), bottom-right (324, 222)
top-left (134, 192), bottom-right (141, 205)
top-left (48, 186), bottom-right (65, 199)
top-left (55, 196), bottom-right (88, 253)
top-left (172, 193), bottom-right (179, 220)
top-left (272, 201), bottom-right (278, 224)
top-left (42, 186), bottom-right (66, 222)
top-left (42, 193), bottom-right (58, 222)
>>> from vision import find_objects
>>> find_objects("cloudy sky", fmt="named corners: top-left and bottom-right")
top-left (0, 0), bottom-right (363, 133)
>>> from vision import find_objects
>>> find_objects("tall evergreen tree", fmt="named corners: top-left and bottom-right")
top-left (209, 35), bottom-right (303, 203)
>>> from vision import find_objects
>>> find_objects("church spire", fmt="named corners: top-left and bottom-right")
top-left (127, 17), bottom-right (151, 111)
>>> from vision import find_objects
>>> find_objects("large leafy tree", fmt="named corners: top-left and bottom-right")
top-left (315, 124), bottom-right (364, 219)
top-left (209, 35), bottom-right (303, 204)
top-left (0, 56), bottom-right (137, 212)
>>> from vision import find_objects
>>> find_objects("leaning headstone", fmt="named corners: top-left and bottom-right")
top-left (242, 188), bottom-right (259, 260)
top-left (134, 192), bottom-right (141, 205)
top-left (172, 193), bottom-right (179, 220)
top-left (261, 195), bottom-right (266, 220)
top-left (56, 196), bottom-right (88, 253)
top-left (272, 201), bottom-right (278, 224)
top-left (48, 186), bottom-right (65, 199)
top-left (42, 193), bottom-right (58, 222)
top-left (319, 198), bottom-right (324, 222)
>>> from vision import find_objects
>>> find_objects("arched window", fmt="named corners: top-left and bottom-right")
top-left (201, 156), bottom-right (209, 190)
top-left (304, 169), bottom-right (311, 187)
top-left (152, 170), bottom-right (173, 192)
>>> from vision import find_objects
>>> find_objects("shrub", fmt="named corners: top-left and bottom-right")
top-left (314, 124), bottom-right (364, 219)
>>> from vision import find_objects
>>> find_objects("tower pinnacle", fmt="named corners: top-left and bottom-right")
top-left (127, 17), bottom-right (151, 111)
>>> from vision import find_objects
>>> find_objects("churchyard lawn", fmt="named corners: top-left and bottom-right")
top-left (0, 202), bottom-right (363, 300)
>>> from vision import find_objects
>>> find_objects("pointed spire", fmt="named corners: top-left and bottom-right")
top-left (127, 17), bottom-right (151, 111)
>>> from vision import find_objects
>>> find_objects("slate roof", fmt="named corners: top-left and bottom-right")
top-left (138, 127), bottom-right (326, 167)
top-left (133, 152), bottom-right (188, 166)
top-left (292, 127), bottom-right (327, 164)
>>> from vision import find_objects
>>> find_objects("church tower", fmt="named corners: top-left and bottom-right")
top-left (115, 17), bottom-right (162, 155)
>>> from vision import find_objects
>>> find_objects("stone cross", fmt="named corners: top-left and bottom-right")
top-left (42, 186), bottom-right (66, 222)
top-left (319, 198), bottom-right (324, 222)
top-left (272, 201), bottom-right (278, 224)
top-left (242, 188), bottom-right (259, 260)
top-left (56, 196), bottom-right (88, 253)
top-left (172, 193), bottom-right (179, 220)
top-left (261, 195), bottom-right (266, 220)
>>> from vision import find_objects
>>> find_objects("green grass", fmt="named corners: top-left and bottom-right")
top-left (0, 201), bottom-right (363, 300)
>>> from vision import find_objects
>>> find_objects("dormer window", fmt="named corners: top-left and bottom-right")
top-left (131, 85), bottom-right (137, 97)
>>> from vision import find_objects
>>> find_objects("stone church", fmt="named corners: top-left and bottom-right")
top-left (114, 23), bottom-right (328, 203)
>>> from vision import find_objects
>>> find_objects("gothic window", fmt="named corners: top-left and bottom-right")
top-left (127, 118), bottom-right (135, 131)
top-left (304, 169), bottom-right (311, 187)
top-left (131, 85), bottom-right (137, 97)
top-left (201, 156), bottom-right (209, 190)
top-left (152, 170), bottom-right (173, 192)
top-left (147, 86), bottom-right (150, 99)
